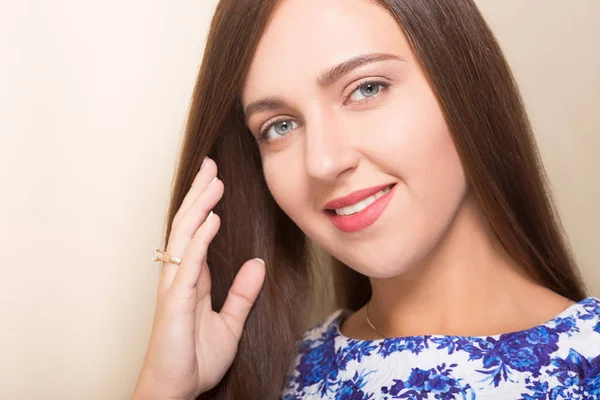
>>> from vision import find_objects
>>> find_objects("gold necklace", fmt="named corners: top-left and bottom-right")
top-left (365, 300), bottom-right (388, 339)
top-left (366, 297), bottom-right (575, 340)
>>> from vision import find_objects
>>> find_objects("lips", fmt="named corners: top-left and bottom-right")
top-left (323, 183), bottom-right (396, 211)
top-left (324, 183), bottom-right (397, 233)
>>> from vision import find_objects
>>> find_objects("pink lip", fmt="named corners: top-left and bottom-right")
top-left (323, 183), bottom-right (395, 210)
top-left (324, 184), bottom-right (396, 233)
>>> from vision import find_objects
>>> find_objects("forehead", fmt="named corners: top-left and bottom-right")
top-left (241, 0), bottom-right (412, 103)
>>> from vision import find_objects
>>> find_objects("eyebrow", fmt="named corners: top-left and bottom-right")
top-left (243, 52), bottom-right (403, 124)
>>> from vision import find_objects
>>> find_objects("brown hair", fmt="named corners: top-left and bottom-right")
top-left (162, 0), bottom-right (588, 398)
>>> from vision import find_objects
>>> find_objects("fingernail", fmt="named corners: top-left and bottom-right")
top-left (209, 176), bottom-right (218, 185)
top-left (253, 258), bottom-right (265, 265)
top-left (202, 156), bottom-right (208, 166)
top-left (206, 210), bottom-right (214, 221)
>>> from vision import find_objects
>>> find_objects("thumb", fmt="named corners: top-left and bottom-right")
top-left (219, 258), bottom-right (267, 340)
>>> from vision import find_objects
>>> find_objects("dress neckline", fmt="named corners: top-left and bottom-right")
top-left (331, 296), bottom-right (598, 344)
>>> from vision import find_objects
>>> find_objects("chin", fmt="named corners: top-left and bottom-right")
top-left (330, 246), bottom-right (421, 279)
top-left (359, 257), bottom-right (418, 279)
top-left (335, 230), bottom-right (442, 279)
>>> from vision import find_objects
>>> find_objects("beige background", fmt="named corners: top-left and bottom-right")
top-left (0, 1), bottom-right (598, 399)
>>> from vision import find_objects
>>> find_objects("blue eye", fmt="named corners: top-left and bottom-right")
top-left (348, 81), bottom-right (387, 102)
top-left (273, 120), bottom-right (294, 135)
top-left (259, 119), bottom-right (299, 142)
top-left (256, 81), bottom-right (388, 144)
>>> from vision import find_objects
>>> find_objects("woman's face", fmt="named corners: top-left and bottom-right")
top-left (241, 0), bottom-right (467, 278)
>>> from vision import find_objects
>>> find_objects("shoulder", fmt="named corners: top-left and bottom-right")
top-left (567, 296), bottom-right (600, 343)
top-left (299, 309), bottom-right (345, 345)
top-left (578, 296), bottom-right (600, 323)
top-left (283, 310), bottom-right (346, 397)
top-left (292, 308), bottom-right (350, 363)
top-left (553, 297), bottom-right (600, 394)
top-left (551, 297), bottom-right (600, 353)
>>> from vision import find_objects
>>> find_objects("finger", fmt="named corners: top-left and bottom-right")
top-left (170, 212), bottom-right (221, 292)
top-left (195, 246), bottom-right (212, 304)
top-left (158, 179), bottom-right (223, 297)
top-left (156, 157), bottom-right (216, 298)
top-left (173, 157), bottom-right (218, 226)
top-left (219, 258), bottom-right (267, 340)
top-left (176, 178), bottom-right (223, 242)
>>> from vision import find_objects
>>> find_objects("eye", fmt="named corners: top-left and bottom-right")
top-left (347, 81), bottom-right (388, 103)
top-left (258, 118), bottom-right (299, 143)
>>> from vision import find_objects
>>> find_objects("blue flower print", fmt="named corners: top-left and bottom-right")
top-left (378, 336), bottom-right (432, 359)
top-left (519, 380), bottom-right (551, 400)
top-left (520, 349), bottom-right (600, 399)
top-left (581, 354), bottom-right (600, 399)
top-left (471, 326), bottom-right (560, 386)
top-left (381, 363), bottom-right (474, 399)
top-left (283, 298), bottom-right (600, 399)
top-left (335, 371), bottom-right (375, 400)
top-left (338, 339), bottom-right (378, 370)
top-left (552, 315), bottom-right (579, 336)
top-left (294, 324), bottom-right (340, 395)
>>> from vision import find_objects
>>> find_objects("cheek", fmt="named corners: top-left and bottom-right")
top-left (402, 88), bottom-right (467, 214)
top-left (350, 79), bottom-right (467, 275)
top-left (370, 78), bottom-right (467, 208)
top-left (388, 86), bottom-right (468, 267)
top-left (262, 156), bottom-right (312, 224)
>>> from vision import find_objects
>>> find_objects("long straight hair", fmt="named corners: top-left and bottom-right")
top-left (162, 0), bottom-right (588, 398)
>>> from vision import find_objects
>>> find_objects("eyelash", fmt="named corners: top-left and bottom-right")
top-left (257, 80), bottom-right (390, 144)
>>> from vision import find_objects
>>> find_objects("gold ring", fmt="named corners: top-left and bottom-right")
top-left (152, 248), bottom-right (182, 265)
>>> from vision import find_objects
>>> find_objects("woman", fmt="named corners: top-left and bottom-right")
top-left (132, 0), bottom-right (600, 399)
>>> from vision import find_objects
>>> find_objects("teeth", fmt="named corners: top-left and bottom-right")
top-left (334, 186), bottom-right (391, 216)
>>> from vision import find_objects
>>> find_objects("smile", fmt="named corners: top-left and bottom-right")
top-left (324, 184), bottom-right (396, 233)
top-left (333, 185), bottom-right (393, 216)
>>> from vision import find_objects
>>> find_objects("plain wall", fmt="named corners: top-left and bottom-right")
top-left (1, 1), bottom-right (597, 399)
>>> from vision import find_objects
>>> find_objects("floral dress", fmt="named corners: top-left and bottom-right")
top-left (282, 297), bottom-right (600, 399)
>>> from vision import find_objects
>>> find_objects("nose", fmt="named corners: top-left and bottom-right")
top-left (304, 110), bottom-right (359, 183)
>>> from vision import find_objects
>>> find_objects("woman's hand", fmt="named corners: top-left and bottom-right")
top-left (132, 157), bottom-right (267, 400)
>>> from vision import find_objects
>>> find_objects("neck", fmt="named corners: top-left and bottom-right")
top-left (367, 191), bottom-right (571, 337)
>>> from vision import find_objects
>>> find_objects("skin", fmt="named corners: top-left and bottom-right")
top-left (132, 1), bottom-right (575, 398)
top-left (132, 158), bottom-right (267, 400)
top-left (240, 0), bottom-right (573, 340)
